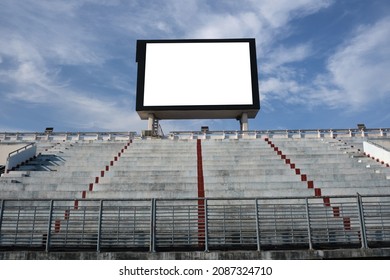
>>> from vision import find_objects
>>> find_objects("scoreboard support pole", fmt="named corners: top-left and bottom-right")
top-left (239, 112), bottom-right (249, 131)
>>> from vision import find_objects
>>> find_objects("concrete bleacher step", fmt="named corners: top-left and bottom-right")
top-left (1, 136), bottom-right (390, 201)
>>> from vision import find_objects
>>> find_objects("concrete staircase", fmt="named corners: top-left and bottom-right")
top-left (269, 137), bottom-right (390, 197)
top-left (89, 139), bottom-right (198, 199)
top-left (1, 137), bottom-right (389, 200)
top-left (1, 135), bottom-right (389, 253)
top-left (0, 141), bottom-right (128, 199)
top-left (201, 139), bottom-right (313, 198)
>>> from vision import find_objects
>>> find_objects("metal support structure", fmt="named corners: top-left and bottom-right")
top-left (204, 199), bottom-right (209, 252)
top-left (0, 200), bottom-right (4, 235)
top-left (147, 113), bottom-right (155, 131)
top-left (239, 113), bottom-right (249, 131)
top-left (357, 194), bottom-right (368, 249)
top-left (96, 200), bottom-right (104, 252)
top-left (305, 198), bottom-right (313, 250)
top-left (45, 200), bottom-right (54, 252)
top-left (255, 198), bottom-right (261, 251)
top-left (150, 198), bottom-right (156, 252)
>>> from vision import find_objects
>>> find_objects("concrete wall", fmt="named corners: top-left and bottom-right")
top-left (4, 144), bottom-right (37, 171)
top-left (1, 248), bottom-right (390, 260)
top-left (364, 141), bottom-right (390, 165)
top-left (0, 144), bottom-right (26, 165)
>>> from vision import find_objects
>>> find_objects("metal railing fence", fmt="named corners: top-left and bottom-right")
top-left (0, 195), bottom-right (389, 252)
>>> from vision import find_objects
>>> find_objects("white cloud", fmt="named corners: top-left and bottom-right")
top-left (325, 18), bottom-right (390, 107)
top-left (252, 0), bottom-right (333, 28)
top-left (189, 12), bottom-right (263, 39)
top-left (261, 17), bottom-right (390, 113)
top-left (262, 44), bottom-right (312, 74)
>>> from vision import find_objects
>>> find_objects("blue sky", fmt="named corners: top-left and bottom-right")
top-left (0, 0), bottom-right (389, 133)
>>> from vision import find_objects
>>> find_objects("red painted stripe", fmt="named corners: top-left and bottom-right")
top-left (74, 200), bottom-right (79, 209)
top-left (323, 197), bottom-right (331, 207)
top-left (314, 188), bottom-right (322, 197)
top-left (197, 139), bottom-right (205, 198)
top-left (196, 139), bottom-right (205, 247)
top-left (333, 207), bottom-right (340, 217)
top-left (307, 181), bottom-right (314, 189)
top-left (82, 190), bottom-right (86, 199)
top-left (64, 210), bottom-right (70, 220)
top-left (343, 217), bottom-right (351, 230)
top-left (54, 220), bottom-right (61, 233)
top-left (89, 183), bottom-right (93, 191)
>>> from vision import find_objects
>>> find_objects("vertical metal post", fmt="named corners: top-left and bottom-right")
top-left (150, 198), bottom-right (156, 252)
top-left (0, 200), bottom-right (4, 236)
top-left (97, 200), bottom-right (103, 252)
top-left (255, 198), bottom-right (261, 251)
top-left (46, 200), bottom-right (54, 252)
top-left (305, 198), bottom-right (313, 250)
top-left (357, 194), bottom-right (368, 248)
top-left (204, 198), bottom-right (209, 252)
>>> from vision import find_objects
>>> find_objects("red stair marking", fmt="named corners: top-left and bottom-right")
top-left (307, 181), bottom-right (314, 189)
top-left (54, 220), bottom-right (61, 233)
top-left (196, 139), bottom-right (205, 247)
top-left (333, 207), bottom-right (340, 217)
top-left (314, 188), bottom-right (322, 197)
top-left (82, 191), bottom-right (86, 199)
top-left (74, 200), bottom-right (79, 209)
top-left (89, 183), bottom-right (93, 191)
top-left (343, 217), bottom-right (351, 230)
top-left (64, 210), bottom-right (70, 220)
top-left (323, 197), bottom-right (331, 207)
top-left (301, 174), bottom-right (307, 181)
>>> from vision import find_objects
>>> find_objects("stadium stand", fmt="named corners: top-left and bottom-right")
top-left (0, 129), bottom-right (390, 259)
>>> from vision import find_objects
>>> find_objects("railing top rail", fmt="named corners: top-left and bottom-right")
top-left (0, 131), bottom-right (137, 136)
top-left (169, 127), bottom-right (390, 135)
top-left (1, 194), bottom-right (390, 203)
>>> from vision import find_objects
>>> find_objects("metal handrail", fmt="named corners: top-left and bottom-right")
top-left (0, 195), bottom-right (389, 252)
top-left (168, 128), bottom-right (389, 140)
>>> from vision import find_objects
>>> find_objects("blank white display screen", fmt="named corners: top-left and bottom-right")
top-left (143, 42), bottom-right (254, 106)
